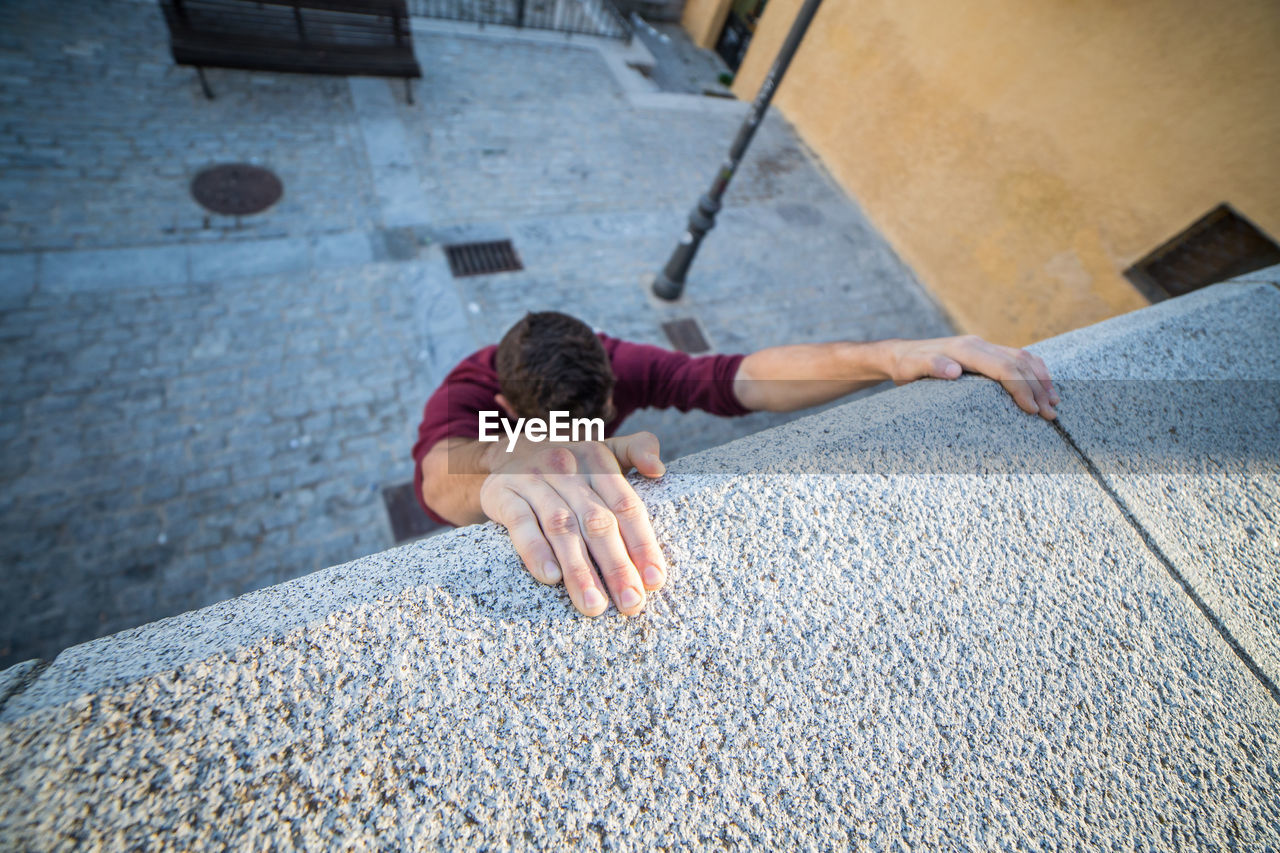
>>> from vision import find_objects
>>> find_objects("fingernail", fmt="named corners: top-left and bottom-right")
top-left (619, 587), bottom-right (643, 609)
top-left (642, 565), bottom-right (664, 587)
top-left (583, 587), bottom-right (606, 611)
top-left (542, 562), bottom-right (561, 583)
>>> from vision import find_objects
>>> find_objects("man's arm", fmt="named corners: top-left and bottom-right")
top-left (420, 432), bottom-right (669, 618)
top-left (733, 335), bottom-right (1059, 419)
top-left (424, 333), bottom-right (1057, 620)
top-left (419, 437), bottom-right (492, 527)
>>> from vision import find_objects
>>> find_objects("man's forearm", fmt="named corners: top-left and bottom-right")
top-left (420, 437), bottom-right (493, 526)
top-left (732, 341), bottom-right (898, 412)
top-left (733, 334), bottom-right (1060, 420)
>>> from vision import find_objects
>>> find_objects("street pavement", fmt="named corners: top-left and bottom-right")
top-left (0, 1), bottom-right (950, 666)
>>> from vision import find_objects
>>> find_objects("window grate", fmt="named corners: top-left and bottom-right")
top-left (661, 318), bottom-right (711, 354)
top-left (382, 482), bottom-right (446, 544)
top-left (444, 239), bottom-right (523, 277)
top-left (1125, 204), bottom-right (1280, 302)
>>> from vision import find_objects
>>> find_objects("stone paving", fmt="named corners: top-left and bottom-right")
top-left (631, 18), bottom-right (735, 96)
top-left (0, 3), bottom-right (376, 251)
top-left (0, 1), bottom-right (950, 666)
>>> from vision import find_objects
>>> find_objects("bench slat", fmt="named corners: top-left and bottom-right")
top-left (161, 0), bottom-right (421, 83)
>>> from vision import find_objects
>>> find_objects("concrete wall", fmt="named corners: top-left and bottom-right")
top-left (2, 278), bottom-right (1278, 847)
top-left (730, 0), bottom-right (1280, 345)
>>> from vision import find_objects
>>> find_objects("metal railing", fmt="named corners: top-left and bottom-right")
top-left (409, 0), bottom-right (631, 40)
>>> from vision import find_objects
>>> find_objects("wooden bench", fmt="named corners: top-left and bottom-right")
top-left (159, 0), bottom-right (422, 101)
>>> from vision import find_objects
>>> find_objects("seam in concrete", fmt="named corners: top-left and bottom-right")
top-left (18, 229), bottom-right (410, 293)
top-left (625, 90), bottom-right (748, 113)
top-left (0, 659), bottom-right (50, 716)
top-left (1049, 419), bottom-right (1280, 706)
top-left (348, 77), bottom-right (430, 229)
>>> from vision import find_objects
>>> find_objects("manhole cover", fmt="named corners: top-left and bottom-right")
top-left (191, 163), bottom-right (283, 216)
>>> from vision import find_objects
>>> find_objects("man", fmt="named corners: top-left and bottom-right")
top-left (415, 311), bottom-right (1057, 618)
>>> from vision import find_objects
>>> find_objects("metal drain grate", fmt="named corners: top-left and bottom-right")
top-left (382, 482), bottom-right (446, 543)
top-left (444, 240), bottom-right (523, 277)
top-left (1125, 204), bottom-right (1280, 301)
top-left (661, 318), bottom-right (710, 354)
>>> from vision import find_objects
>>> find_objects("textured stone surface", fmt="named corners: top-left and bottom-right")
top-left (0, 660), bottom-right (41, 709)
top-left (1, 0), bottom-right (948, 666)
top-left (0, 2), bottom-right (376, 252)
top-left (1035, 280), bottom-right (1280, 687)
top-left (2, 292), bottom-right (1279, 848)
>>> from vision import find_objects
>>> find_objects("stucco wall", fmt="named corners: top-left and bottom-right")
top-left (730, 0), bottom-right (1280, 345)
top-left (681, 0), bottom-right (732, 49)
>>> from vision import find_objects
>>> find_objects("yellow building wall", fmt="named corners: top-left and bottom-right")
top-left (729, 0), bottom-right (1280, 345)
top-left (682, 0), bottom-right (733, 50)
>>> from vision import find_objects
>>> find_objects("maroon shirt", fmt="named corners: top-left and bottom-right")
top-left (412, 334), bottom-right (749, 525)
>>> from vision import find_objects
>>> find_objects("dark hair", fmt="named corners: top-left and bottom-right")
top-left (495, 312), bottom-right (615, 420)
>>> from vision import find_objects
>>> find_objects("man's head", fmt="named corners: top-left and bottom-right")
top-left (495, 311), bottom-right (615, 420)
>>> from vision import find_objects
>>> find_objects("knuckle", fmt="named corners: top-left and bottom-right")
top-left (636, 547), bottom-right (665, 568)
top-left (564, 564), bottom-right (595, 588)
top-left (610, 494), bottom-right (645, 520)
top-left (600, 559), bottom-right (634, 581)
top-left (542, 447), bottom-right (577, 474)
top-left (586, 444), bottom-right (616, 469)
top-left (506, 509), bottom-right (538, 529)
top-left (512, 537), bottom-right (547, 561)
top-left (582, 508), bottom-right (617, 537)
top-left (544, 508), bottom-right (579, 537)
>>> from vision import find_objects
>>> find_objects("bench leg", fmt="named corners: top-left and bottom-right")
top-left (196, 66), bottom-right (214, 100)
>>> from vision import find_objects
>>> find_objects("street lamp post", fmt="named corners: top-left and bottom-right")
top-left (652, 0), bottom-right (826, 301)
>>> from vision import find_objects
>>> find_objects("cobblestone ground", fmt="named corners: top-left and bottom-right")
top-left (631, 19), bottom-right (734, 96)
top-left (0, 3), bottom-right (951, 666)
top-left (0, 3), bottom-right (377, 251)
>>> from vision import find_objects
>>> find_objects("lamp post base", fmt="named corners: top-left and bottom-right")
top-left (647, 0), bottom-right (825, 302)
top-left (652, 272), bottom-right (685, 301)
